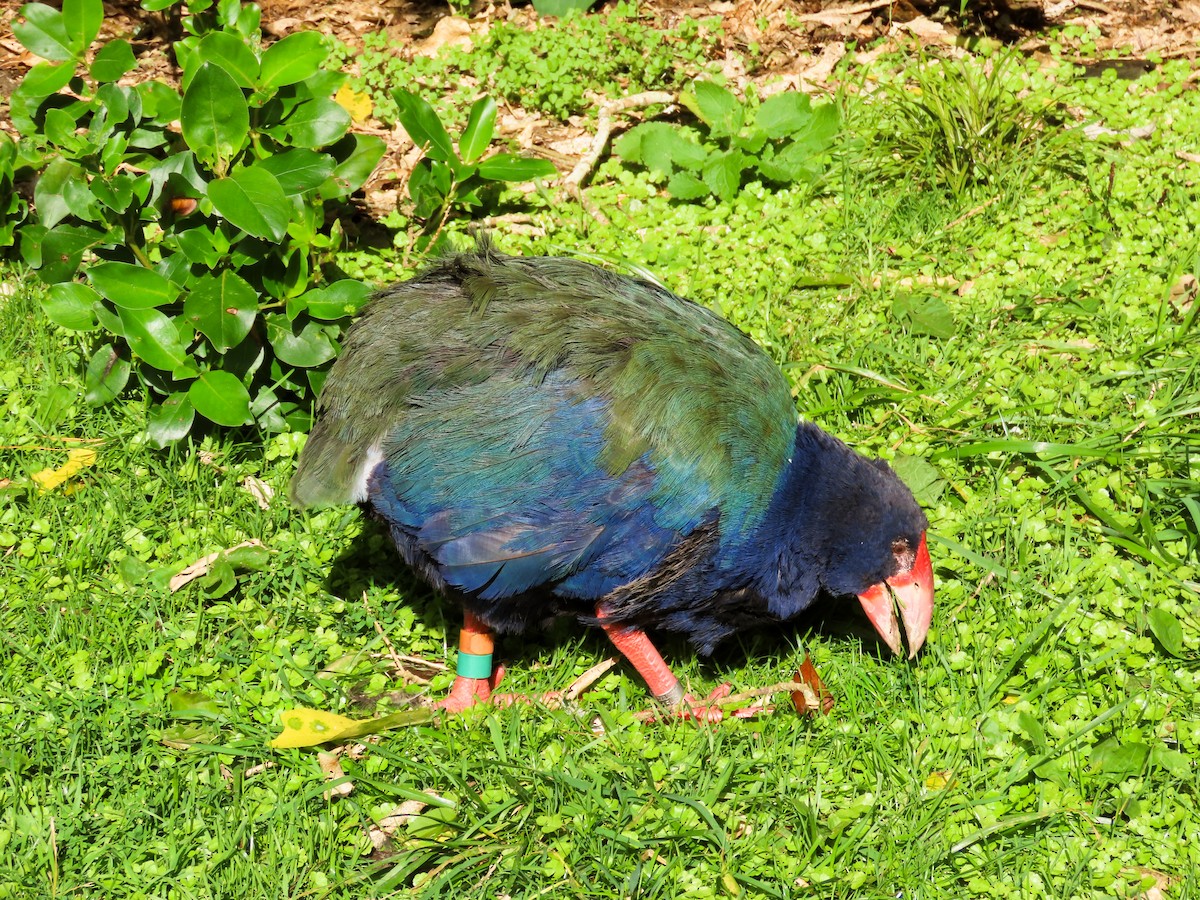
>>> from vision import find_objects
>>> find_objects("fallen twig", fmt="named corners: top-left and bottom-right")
top-left (362, 592), bottom-right (430, 684)
top-left (798, 0), bottom-right (894, 25)
top-left (565, 657), bottom-right (618, 700)
top-left (563, 91), bottom-right (676, 196)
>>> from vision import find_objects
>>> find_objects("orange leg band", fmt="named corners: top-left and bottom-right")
top-left (437, 611), bottom-right (500, 713)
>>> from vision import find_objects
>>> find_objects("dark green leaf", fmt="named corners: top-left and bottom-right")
top-left (301, 280), bottom-right (372, 320)
top-left (43, 282), bottom-right (99, 330)
top-left (147, 392), bottom-right (195, 446)
top-left (392, 88), bottom-right (456, 163)
top-left (118, 307), bottom-right (190, 371)
top-left (91, 174), bottom-right (136, 213)
top-left (265, 314), bottom-right (338, 367)
top-left (89, 262), bottom-right (179, 309)
top-left (1147, 608), bottom-right (1185, 658)
top-left (256, 148), bottom-right (336, 194)
top-left (207, 166), bottom-right (290, 241)
top-left (181, 62), bottom-right (249, 169)
top-left (93, 298), bottom-right (123, 337)
top-left (35, 223), bottom-right (105, 283)
top-left (459, 96), bottom-right (497, 165)
top-left (13, 3), bottom-right (74, 61)
top-left (33, 157), bottom-right (82, 230)
top-left (183, 271), bottom-right (258, 351)
top-left (231, 1), bottom-right (260, 38)
top-left (685, 81), bottom-right (743, 137)
top-left (84, 344), bottom-right (130, 405)
top-left (156, 254), bottom-right (192, 291)
top-left (96, 82), bottom-right (135, 126)
top-left (701, 150), bottom-right (745, 203)
top-left (264, 97), bottom-right (349, 150)
top-left (15, 60), bottom-right (75, 106)
top-left (475, 153), bottom-right (557, 182)
top-left (260, 32), bottom-right (328, 88)
top-left (408, 158), bottom-right (453, 219)
top-left (261, 247), bottom-right (310, 301)
top-left (192, 32), bottom-right (259, 89)
top-left (18, 224), bottom-right (47, 269)
top-left (892, 294), bottom-right (956, 340)
top-left (174, 225), bottom-right (223, 267)
top-left (756, 91), bottom-right (813, 139)
top-left (90, 38), bottom-right (137, 82)
top-left (319, 134), bottom-right (386, 199)
top-left (188, 369), bottom-right (252, 426)
top-left (137, 80), bottom-right (182, 121)
top-left (44, 106), bottom-right (87, 151)
top-left (62, 0), bottom-right (101, 55)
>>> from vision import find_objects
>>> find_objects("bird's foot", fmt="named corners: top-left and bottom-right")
top-left (434, 663), bottom-right (507, 713)
top-left (648, 683), bottom-right (770, 724)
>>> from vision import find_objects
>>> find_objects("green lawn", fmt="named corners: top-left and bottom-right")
top-left (2, 40), bottom-right (1199, 900)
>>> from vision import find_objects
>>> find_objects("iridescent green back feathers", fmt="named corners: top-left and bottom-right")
top-left (290, 241), bottom-right (798, 532)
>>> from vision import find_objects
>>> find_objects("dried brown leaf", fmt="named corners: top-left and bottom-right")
top-left (791, 655), bottom-right (834, 716)
top-left (319, 751), bottom-right (354, 800)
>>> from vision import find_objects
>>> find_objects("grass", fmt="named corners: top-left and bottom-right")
top-left (2, 41), bottom-right (1200, 900)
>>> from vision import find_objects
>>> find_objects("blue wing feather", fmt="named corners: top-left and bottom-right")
top-left (366, 371), bottom-right (716, 608)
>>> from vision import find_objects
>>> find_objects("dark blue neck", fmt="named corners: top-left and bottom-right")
top-left (730, 423), bottom-right (837, 619)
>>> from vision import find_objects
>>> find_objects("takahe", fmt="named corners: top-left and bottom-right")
top-left (290, 241), bottom-right (933, 717)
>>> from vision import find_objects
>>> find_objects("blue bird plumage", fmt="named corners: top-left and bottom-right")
top-left (291, 240), bottom-right (934, 713)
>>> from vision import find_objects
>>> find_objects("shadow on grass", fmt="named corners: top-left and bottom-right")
top-left (321, 510), bottom-right (897, 707)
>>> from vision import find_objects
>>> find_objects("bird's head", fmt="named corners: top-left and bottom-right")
top-left (788, 424), bottom-right (934, 658)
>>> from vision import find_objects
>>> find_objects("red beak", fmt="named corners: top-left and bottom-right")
top-left (856, 532), bottom-right (934, 658)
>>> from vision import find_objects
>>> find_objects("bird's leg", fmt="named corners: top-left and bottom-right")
top-left (596, 605), bottom-right (737, 723)
top-left (436, 610), bottom-right (505, 713)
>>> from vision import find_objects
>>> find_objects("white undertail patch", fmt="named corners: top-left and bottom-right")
top-left (348, 443), bottom-right (385, 502)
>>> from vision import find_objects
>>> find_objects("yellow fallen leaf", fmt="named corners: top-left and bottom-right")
top-left (31, 448), bottom-right (97, 492)
top-left (925, 770), bottom-right (954, 791)
top-left (270, 706), bottom-right (435, 749)
top-left (335, 84), bottom-right (373, 124)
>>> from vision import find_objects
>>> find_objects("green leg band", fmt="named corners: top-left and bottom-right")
top-left (456, 651), bottom-right (493, 679)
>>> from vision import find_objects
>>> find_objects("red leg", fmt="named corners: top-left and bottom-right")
top-left (435, 610), bottom-right (504, 713)
top-left (596, 605), bottom-right (737, 722)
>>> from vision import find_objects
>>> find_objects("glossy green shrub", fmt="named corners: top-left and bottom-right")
top-left (11, 0), bottom-right (385, 443)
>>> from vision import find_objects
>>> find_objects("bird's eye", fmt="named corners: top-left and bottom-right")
top-left (891, 538), bottom-right (915, 572)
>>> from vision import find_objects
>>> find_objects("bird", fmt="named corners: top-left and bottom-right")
top-left (289, 239), bottom-right (934, 719)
